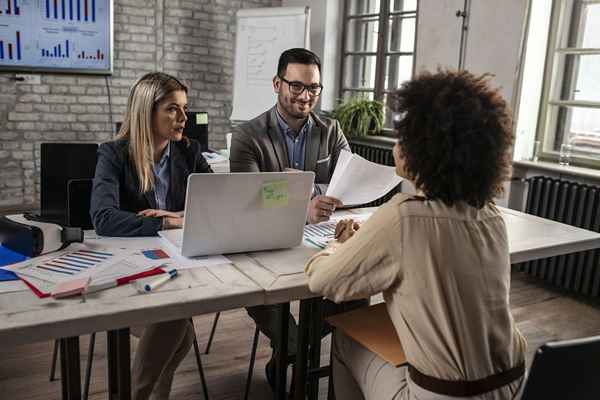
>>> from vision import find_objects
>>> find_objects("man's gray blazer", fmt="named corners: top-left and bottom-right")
top-left (230, 106), bottom-right (350, 194)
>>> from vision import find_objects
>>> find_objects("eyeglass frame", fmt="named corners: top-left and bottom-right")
top-left (277, 75), bottom-right (324, 97)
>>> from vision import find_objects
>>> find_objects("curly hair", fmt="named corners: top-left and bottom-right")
top-left (390, 70), bottom-right (513, 209)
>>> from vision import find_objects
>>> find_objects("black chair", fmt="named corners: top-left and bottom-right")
top-left (521, 335), bottom-right (600, 400)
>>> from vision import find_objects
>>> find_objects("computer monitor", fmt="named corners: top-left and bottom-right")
top-left (115, 111), bottom-right (208, 152)
top-left (40, 143), bottom-right (98, 225)
top-left (184, 111), bottom-right (209, 152)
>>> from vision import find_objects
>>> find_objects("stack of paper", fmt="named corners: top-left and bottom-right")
top-left (327, 150), bottom-right (402, 206)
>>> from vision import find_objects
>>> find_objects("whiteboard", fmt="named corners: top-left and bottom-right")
top-left (230, 7), bottom-right (310, 122)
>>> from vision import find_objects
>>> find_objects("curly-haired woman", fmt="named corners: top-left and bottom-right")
top-left (305, 70), bottom-right (526, 400)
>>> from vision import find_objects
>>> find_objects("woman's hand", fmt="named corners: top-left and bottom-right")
top-left (137, 209), bottom-right (181, 218)
top-left (137, 209), bottom-right (183, 230)
top-left (334, 219), bottom-right (360, 243)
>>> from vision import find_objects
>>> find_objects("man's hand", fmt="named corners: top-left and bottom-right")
top-left (307, 196), bottom-right (343, 224)
top-left (334, 219), bottom-right (360, 243)
top-left (137, 209), bottom-right (183, 230)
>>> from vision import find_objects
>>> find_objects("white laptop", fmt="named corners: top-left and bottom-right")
top-left (159, 172), bottom-right (315, 257)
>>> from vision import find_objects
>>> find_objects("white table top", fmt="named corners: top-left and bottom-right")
top-left (233, 206), bottom-right (600, 304)
top-left (0, 256), bottom-right (263, 347)
top-left (2, 206), bottom-right (600, 346)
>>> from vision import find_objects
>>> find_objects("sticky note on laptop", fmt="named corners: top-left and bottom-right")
top-left (262, 180), bottom-right (288, 207)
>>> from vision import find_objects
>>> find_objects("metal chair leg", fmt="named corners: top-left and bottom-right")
top-left (49, 339), bottom-right (60, 381)
top-left (244, 327), bottom-right (260, 400)
top-left (205, 312), bottom-right (220, 354)
top-left (83, 332), bottom-right (96, 400)
top-left (191, 319), bottom-right (210, 400)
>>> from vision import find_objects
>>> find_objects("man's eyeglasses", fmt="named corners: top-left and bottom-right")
top-left (278, 76), bottom-right (323, 97)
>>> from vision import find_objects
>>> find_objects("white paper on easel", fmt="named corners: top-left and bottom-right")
top-left (326, 150), bottom-right (402, 206)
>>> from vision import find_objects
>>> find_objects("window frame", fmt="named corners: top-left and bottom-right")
top-left (537, 0), bottom-right (600, 167)
top-left (338, 0), bottom-right (418, 136)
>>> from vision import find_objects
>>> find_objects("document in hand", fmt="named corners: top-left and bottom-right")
top-left (326, 150), bottom-right (402, 206)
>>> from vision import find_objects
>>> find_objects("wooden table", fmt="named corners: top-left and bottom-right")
top-left (0, 235), bottom-right (264, 400)
top-left (2, 206), bottom-right (600, 400)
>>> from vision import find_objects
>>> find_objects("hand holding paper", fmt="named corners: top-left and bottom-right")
top-left (326, 150), bottom-right (402, 206)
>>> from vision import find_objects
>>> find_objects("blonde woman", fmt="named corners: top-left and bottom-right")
top-left (90, 72), bottom-right (212, 399)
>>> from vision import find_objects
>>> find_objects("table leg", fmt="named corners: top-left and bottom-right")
top-left (308, 298), bottom-right (323, 400)
top-left (59, 336), bottom-right (81, 400)
top-left (107, 328), bottom-right (131, 400)
top-left (294, 298), bottom-right (314, 400)
top-left (275, 302), bottom-right (290, 400)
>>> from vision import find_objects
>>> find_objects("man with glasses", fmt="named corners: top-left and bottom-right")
top-left (230, 48), bottom-right (360, 393)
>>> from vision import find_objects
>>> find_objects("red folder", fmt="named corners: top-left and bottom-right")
top-left (21, 267), bottom-right (165, 299)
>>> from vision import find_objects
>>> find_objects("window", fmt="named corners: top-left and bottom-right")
top-left (534, 0), bottom-right (600, 165)
top-left (340, 0), bottom-right (417, 130)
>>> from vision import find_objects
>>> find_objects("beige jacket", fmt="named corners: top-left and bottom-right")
top-left (306, 193), bottom-right (526, 398)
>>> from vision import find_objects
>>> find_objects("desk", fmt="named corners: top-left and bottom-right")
top-left (2, 206), bottom-right (600, 400)
top-left (0, 235), bottom-right (264, 400)
top-left (232, 206), bottom-right (600, 400)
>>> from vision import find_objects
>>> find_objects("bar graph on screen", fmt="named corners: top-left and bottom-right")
top-left (44, 0), bottom-right (95, 22)
top-left (0, 30), bottom-right (21, 60)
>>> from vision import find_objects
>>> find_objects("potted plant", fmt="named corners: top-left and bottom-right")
top-left (332, 95), bottom-right (384, 137)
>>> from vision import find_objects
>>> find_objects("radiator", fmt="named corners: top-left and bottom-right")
top-left (517, 176), bottom-right (600, 298)
top-left (349, 139), bottom-right (400, 207)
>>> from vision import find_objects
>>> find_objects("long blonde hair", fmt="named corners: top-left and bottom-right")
top-left (117, 72), bottom-right (188, 193)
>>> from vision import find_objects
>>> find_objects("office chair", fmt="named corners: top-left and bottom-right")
top-left (50, 319), bottom-right (210, 400)
top-left (521, 335), bottom-right (600, 400)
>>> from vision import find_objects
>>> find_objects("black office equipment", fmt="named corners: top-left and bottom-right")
top-left (67, 179), bottom-right (94, 230)
top-left (184, 111), bottom-right (209, 152)
top-left (116, 111), bottom-right (208, 152)
top-left (521, 336), bottom-right (600, 400)
top-left (38, 143), bottom-right (98, 226)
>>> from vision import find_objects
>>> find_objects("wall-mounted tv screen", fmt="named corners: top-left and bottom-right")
top-left (0, 0), bottom-right (112, 74)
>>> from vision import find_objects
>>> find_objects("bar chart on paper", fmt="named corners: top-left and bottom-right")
top-left (37, 249), bottom-right (113, 276)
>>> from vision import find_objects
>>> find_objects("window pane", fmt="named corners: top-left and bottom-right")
top-left (345, 17), bottom-right (380, 52)
top-left (385, 55), bottom-right (413, 90)
top-left (343, 55), bottom-right (377, 90)
top-left (388, 16), bottom-right (416, 52)
top-left (383, 93), bottom-right (395, 129)
top-left (557, 54), bottom-right (600, 103)
top-left (576, 2), bottom-right (600, 48)
top-left (348, 0), bottom-right (381, 16)
top-left (342, 90), bottom-right (375, 101)
top-left (390, 0), bottom-right (417, 12)
top-left (555, 105), bottom-right (600, 153)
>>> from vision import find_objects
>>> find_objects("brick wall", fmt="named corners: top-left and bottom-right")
top-left (0, 0), bottom-right (280, 211)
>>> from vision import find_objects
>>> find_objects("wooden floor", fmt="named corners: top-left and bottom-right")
top-left (2, 271), bottom-right (600, 400)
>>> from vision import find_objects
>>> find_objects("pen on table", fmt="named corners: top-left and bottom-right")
top-left (143, 268), bottom-right (178, 293)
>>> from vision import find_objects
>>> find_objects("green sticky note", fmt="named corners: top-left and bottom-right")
top-left (196, 113), bottom-right (208, 125)
top-left (262, 180), bottom-right (288, 208)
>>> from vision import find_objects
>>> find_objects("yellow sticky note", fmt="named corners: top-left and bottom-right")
top-left (196, 113), bottom-right (208, 125)
top-left (262, 180), bottom-right (288, 208)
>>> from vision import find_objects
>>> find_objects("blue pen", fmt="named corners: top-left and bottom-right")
top-left (144, 268), bottom-right (177, 292)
